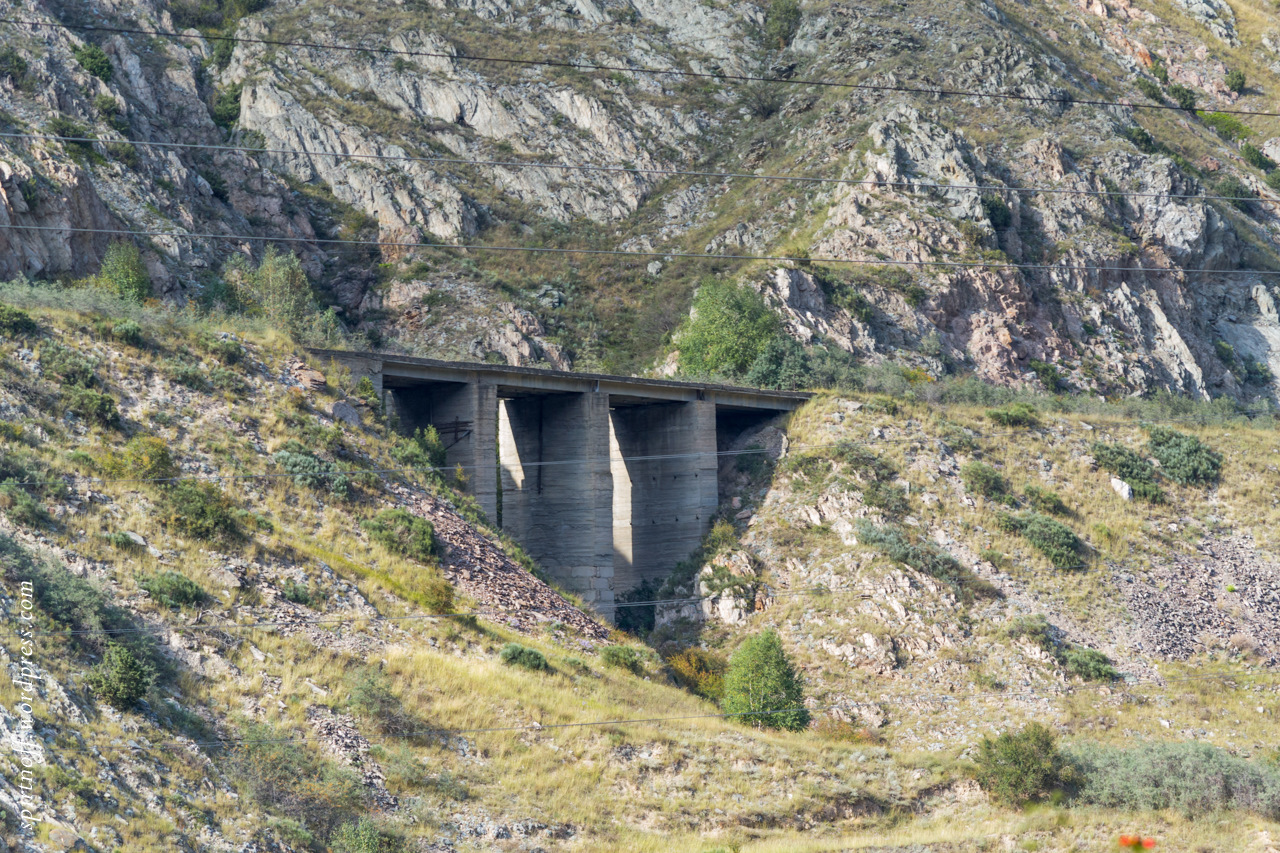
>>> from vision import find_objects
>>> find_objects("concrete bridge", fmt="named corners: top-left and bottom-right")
top-left (311, 350), bottom-right (809, 615)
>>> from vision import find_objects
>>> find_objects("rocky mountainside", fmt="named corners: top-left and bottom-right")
top-left (3, 0), bottom-right (1280, 400)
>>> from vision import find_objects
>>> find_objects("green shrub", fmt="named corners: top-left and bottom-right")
top-left (615, 577), bottom-right (660, 635)
top-left (666, 647), bottom-right (728, 701)
top-left (212, 82), bottom-right (243, 129)
top-left (1216, 175), bottom-right (1254, 211)
top-left (347, 666), bottom-right (414, 734)
top-left (1167, 83), bottom-right (1196, 111)
top-left (986, 402), bottom-right (1039, 427)
top-left (102, 436), bottom-right (177, 481)
top-left (676, 278), bottom-right (782, 378)
top-left (857, 522), bottom-right (1002, 602)
top-left (1023, 484), bottom-right (1069, 516)
top-left (1070, 742), bottom-right (1280, 818)
top-left (998, 512), bottom-right (1081, 569)
top-left (85, 643), bottom-right (153, 709)
top-left (221, 245), bottom-right (335, 341)
top-left (1029, 359), bottom-right (1065, 391)
top-left (764, 0), bottom-right (801, 47)
top-left (601, 644), bottom-right (643, 674)
top-left (362, 508), bottom-right (437, 563)
top-left (110, 319), bottom-right (145, 346)
top-left (227, 723), bottom-right (366, 839)
top-left (1200, 111), bottom-right (1251, 141)
top-left (96, 241), bottom-right (151, 302)
top-left (0, 47), bottom-right (32, 89)
top-left (72, 44), bottom-right (112, 81)
top-left (1267, 171), bottom-right (1280, 192)
top-left (1134, 77), bottom-right (1164, 102)
top-left (863, 481), bottom-right (909, 517)
top-left (1150, 56), bottom-right (1168, 83)
top-left (974, 723), bottom-right (1074, 806)
top-left (722, 629), bottom-right (808, 731)
top-left (1062, 647), bottom-right (1118, 681)
top-left (1121, 124), bottom-right (1157, 153)
top-left (0, 480), bottom-right (50, 527)
top-left (1242, 143), bottom-right (1276, 172)
top-left (274, 443), bottom-right (326, 488)
top-left (744, 334), bottom-right (812, 390)
top-left (165, 358), bottom-right (208, 390)
top-left (981, 194), bottom-right (1013, 228)
top-left (961, 461), bottom-right (1008, 501)
top-left (1225, 69), bottom-right (1247, 94)
top-left (63, 386), bottom-right (119, 426)
top-left (499, 643), bottom-right (549, 672)
top-left (199, 332), bottom-right (244, 364)
top-left (163, 480), bottom-right (241, 541)
top-left (140, 571), bottom-right (209, 609)
top-left (833, 442), bottom-right (897, 482)
top-left (390, 426), bottom-right (446, 473)
top-left (1146, 427), bottom-right (1221, 486)
top-left (330, 817), bottom-right (401, 853)
top-left (1091, 441), bottom-right (1164, 502)
top-left (40, 341), bottom-right (98, 387)
top-left (0, 303), bottom-right (37, 335)
top-left (1006, 614), bottom-right (1055, 651)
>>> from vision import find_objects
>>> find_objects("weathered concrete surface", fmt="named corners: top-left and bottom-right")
top-left (312, 350), bottom-right (807, 618)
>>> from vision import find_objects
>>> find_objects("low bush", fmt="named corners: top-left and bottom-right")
top-left (1146, 427), bottom-right (1221, 486)
top-left (863, 480), bottom-right (909, 517)
top-left (0, 303), bottom-right (38, 335)
top-left (162, 480), bottom-right (241, 541)
top-left (858, 522), bottom-right (1002, 602)
top-left (1005, 614), bottom-right (1055, 651)
top-left (110, 319), bottom-right (145, 346)
top-left (1216, 174), bottom-right (1254, 212)
top-left (1200, 110), bottom-right (1251, 141)
top-left (986, 402), bottom-right (1039, 427)
top-left (347, 666), bottom-right (416, 734)
top-left (721, 629), bottom-right (808, 731)
top-left (961, 461), bottom-right (1008, 501)
top-left (212, 82), bottom-right (243, 129)
top-left (227, 723), bottom-right (366, 839)
top-left (281, 578), bottom-right (316, 606)
top-left (666, 647), bottom-right (727, 701)
top-left (981, 194), bottom-right (1013, 228)
top-left (1167, 83), bottom-right (1196, 111)
top-left (833, 442), bottom-right (897, 482)
top-left (390, 426), bottom-right (446, 473)
top-left (998, 512), bottom-right (1082, 569)
top-left (1134, 77), bottom-right (1164, 102)
top-left (330, 817), bottom-right (402, 853)
top-left (40, 341), bottom-right (98, 387)
top-left (1242, 142), bottom-right (1276, 172)
top-left (975, 722), bottom-right (1075, 806)
top-left (615, 577), bottom-right (660, 636)
top-left (362, 508), bottom-right (438, 563)
top-left (62, 386), bottom-right (119, 426)
top-left (0, 480), bottom-right (50, 527)
top-left (199, 332), bottom-right (244, 364)
top-left (1225, 69), bottom-right (1246, 93)
top-left (1023, 484), bottom-right (1069, 516)
top-left (601, 644), bottom-right (643, 674)
top-left (140, 571), bottom-right (208, 609)
top-left (72, 43), bottom-right (112, 81)
top-left (86, 643), bottom-right (153, 709)
top-left (166, 359), bottom-right (208, 390)
top-left (1091, 441), bottom-right (1164, 502)
top-left (1070, 742), bottom-right (1280, 818)
top-left (764, 0), bottom-right (802, 47)
top-left (1063, 647), bottom-right (1118, 681)
top-left (102, 436), bottom-right (177, 481)
top-left (499, 643), bottom-right (549, 672)
top-left (744, 334), bottom-right (813, 391)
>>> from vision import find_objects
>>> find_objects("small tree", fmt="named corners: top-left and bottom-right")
top-left (1167, 83), bottom-right (1196, 111)
top-left (96, 241), bottom-right (151, 302)
top-left (86, 643), bottom-right (153, 709)
top-left (72, 44), bottom-right (112, 82)
top-left (677, 279), bottom-right (782, 378)
top-left (722, 629), bottom-right (809, 731)
top-left (1225, 69), bottom-right (1246, 93)
top-left (223, 246), bottom-right (324, 339)
top-left (975, 722), bottom-right (1074, 806)
top-left (764, 0), bottom-right (802, 48)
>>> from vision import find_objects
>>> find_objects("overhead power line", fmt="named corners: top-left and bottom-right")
top-left (5, 222), bottom-right (1280, 277)
top-left (3, 131), bottom-right (1276, 207)
top-left (1, 16), bottom-right (1277, 118)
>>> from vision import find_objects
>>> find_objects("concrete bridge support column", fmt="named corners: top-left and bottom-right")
top-left (499, 391), bottom-right (614, 606)
top-left (609, 400), bottom-right (718, 593)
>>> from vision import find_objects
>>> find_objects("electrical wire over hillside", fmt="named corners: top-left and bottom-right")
top-left (5, 222), bottom-right (1280, 278)
top-left (2, 131), bottom-right (1276, 208)
top-left (2, 16), bottom-right (1279, 118)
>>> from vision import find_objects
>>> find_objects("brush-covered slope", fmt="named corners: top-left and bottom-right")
top-left (3, 0), bottom-right (1280, 399)
top-left (3, 285), bottom-right (1280, 852)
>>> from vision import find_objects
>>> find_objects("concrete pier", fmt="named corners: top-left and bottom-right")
top-left (311, 349), bottom-right (808, 617)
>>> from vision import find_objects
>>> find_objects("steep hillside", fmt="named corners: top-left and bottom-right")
top-left (2, 288), bottom-right (1279, 852)
top-left (3, 0), bottom-right (1280, 397)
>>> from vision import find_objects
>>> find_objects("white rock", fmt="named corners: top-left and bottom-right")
top-left (1110, 477), bottom-right (1133, 501)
